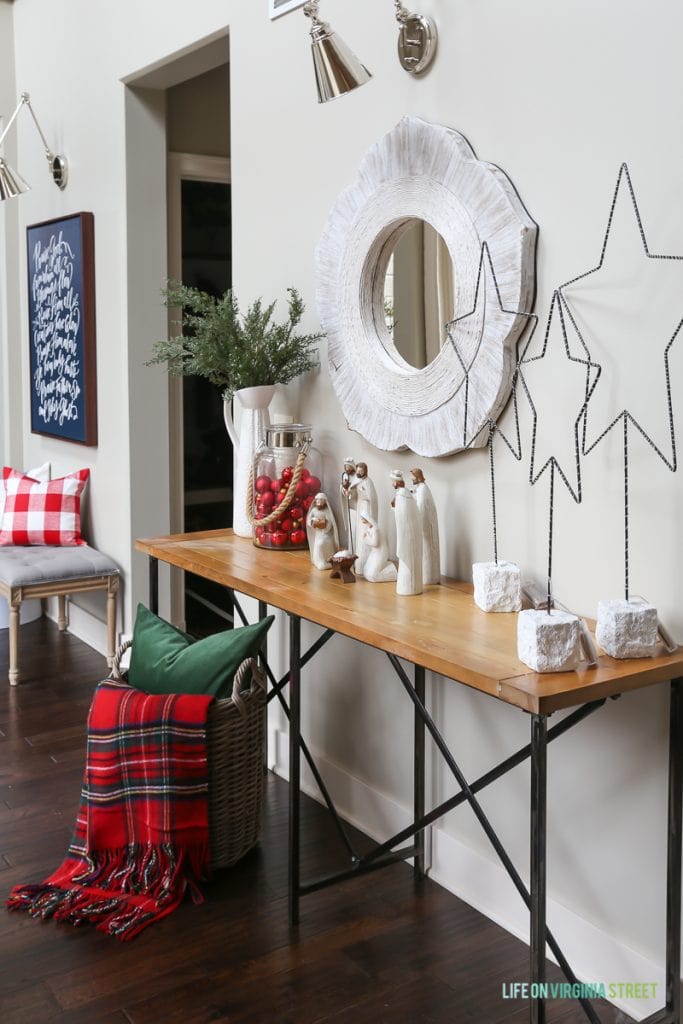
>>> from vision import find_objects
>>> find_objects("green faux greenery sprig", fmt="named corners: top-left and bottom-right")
top-left (147, 283), bottom-right (323, 401)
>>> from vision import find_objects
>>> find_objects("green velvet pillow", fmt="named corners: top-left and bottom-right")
top-left (128, 603), bottom-right (273, 698)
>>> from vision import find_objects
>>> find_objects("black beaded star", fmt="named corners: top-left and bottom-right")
top-left (517, 290), bottom-right (599, 612)
top-left (445, 242), bottom-right (538, 564)
top-left (558, 162), bottom-right (683, 600)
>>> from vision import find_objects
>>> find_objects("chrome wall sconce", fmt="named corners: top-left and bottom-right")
top-left (0, 92), bottom-right (68, 200)
top-left (303, 1), bottom-right (437, 103)
top-left (394, 1), bottom-right (437, 75)
top-left (303, 0), bottom-right (372, 103)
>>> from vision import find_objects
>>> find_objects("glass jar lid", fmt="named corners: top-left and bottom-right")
top-left (266, 424), bottom-right (312, 449)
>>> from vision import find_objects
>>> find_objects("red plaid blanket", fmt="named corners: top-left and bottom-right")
top-left (7, 679), bottom-right (214, 940)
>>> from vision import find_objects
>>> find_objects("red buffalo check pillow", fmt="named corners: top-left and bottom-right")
top-left (0, 467), bottom-right (90, 546)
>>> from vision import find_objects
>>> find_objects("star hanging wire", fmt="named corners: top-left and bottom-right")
top-left (445, 241), bottom-right (538, 565)
top-left (517, 289), bottom-right (600, 612)
top-left (558, 162), bottom-right (683, 599)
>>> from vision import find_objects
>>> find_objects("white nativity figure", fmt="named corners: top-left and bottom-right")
top-left (339, 457), bottom-right (357, 552)
top-left (410, 467), bottom-right (441, 586)
top-left (350, 461), bottom-right (378, 576)
top-left (390, 470), bottom-right (423, 596)
top-left (359, 513), bottom-right (397, 583)
top-left (305, 492), bottom-right (340, 570)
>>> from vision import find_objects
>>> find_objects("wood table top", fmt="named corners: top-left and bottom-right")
top-left (136, 529), bottom-right (683, 715)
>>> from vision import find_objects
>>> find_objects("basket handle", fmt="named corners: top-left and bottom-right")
top-left (231, 657), bottom-right (266, 716)
top-left (109, 643), bottom-right (266, 709)
top-left (111, 638), bottom-right (132, 681)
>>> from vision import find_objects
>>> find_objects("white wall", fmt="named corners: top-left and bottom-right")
top-left (3, 0), bottom-right (682, 1015)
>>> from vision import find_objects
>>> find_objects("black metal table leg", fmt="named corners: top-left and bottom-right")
top-left (666, 678), bottom-right (683, 1021)
top-left (258, 600), bottom-right (268, 664)
top-left (530, 713), bottom-right (548, 1024)
top-left (149, 557), bottom-right (159, 614)
top-left (288, 614), bottom-right (301, 927)
top-left (414, 665), bottom-right (426, 879)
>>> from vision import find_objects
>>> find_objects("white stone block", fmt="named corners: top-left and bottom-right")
top-left (472, 561), bottom-right (522, 613)
top-left (517, 609), bottom-right (581, 673)
top-left (596, 599), bottom-right (658, 659)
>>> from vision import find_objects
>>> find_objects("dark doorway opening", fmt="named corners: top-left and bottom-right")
top-left (180, 177), bottom-right (234, 636)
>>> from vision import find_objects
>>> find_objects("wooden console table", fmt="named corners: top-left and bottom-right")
top-left (136, 529), bottom-right (683, 1024)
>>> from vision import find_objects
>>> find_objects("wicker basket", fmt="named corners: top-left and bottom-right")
top-left (112, 642), bottom-right (266, 870)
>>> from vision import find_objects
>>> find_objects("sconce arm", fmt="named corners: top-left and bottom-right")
top-left (394, 0), bottom-right (410, 24)
top-left (23, 94), bottom-right (57, 164)
top-left (303, 0), bottom-right (321, 23)
top-left (0, 94), bottom-right (28, 150)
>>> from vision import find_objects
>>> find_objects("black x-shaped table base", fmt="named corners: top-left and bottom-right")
top-left (151, 570), bottom-right (682, 1024)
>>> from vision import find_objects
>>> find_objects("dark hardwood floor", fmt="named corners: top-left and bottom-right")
top-left (0, 618), bottom-right (632, 1024)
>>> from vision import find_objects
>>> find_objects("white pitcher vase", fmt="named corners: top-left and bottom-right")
top-left (223, 385), bottom-right (275, 537)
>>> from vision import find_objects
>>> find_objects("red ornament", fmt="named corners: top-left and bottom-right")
top-left (306, 475), bottom-right (321, 494)
top-left (255, 475), bottom-right (273, 494)
top-left (294, 481), bottom-right (309, 500)
top-left (289, 529), bottom-right (306, 546)
top-left (281, 466), bottom-right (294, 483)
top-left (280, 517), bottom-right (293, 534)
top-left (271, 531), bottom-right (288, 547)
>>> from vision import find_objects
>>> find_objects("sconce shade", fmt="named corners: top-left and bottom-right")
top-left (0, 92), bottom-right (67, 200)
top-left (0, 158), bottom-right (30, 200)
top-left (310, 20), bottom-right (372, 102)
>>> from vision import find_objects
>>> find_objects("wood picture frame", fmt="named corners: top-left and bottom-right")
top-left (27, 211), bottom-right (97, 446)
top-left (269, 0), bottom-right (305, 19)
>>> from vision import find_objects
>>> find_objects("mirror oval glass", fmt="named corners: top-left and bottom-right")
top-left (382, 220), bottom-right (456, 370)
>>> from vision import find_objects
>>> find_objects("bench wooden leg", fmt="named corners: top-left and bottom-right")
top-left (9, 600), bottom-right (19, 686)
top-left (57, 595), bottom-right (67, 631)
top-left (106, 582), bottom-right (117, 668)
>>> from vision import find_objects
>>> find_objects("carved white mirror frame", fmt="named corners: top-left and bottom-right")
top-left (315, 116), bottom-right (538, 456)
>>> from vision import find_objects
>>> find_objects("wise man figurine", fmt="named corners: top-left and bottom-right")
top-left (340, 457), bottom-right (357, 552)
top-left (390, 470), bottom-right (423, 596)
top-left (349, 461), bottom-right (378, 576)
top-left (410, 467), bottom-right (440, 586)
top-left (359, 513), bottom-right (397, 583)
top-left (306, 492), bottom-right (340, 570)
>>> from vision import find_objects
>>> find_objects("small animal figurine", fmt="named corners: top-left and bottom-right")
top-left (305, 492), bottom-right (339, 570)
top-left (410, 467), bottom-right (441, 585)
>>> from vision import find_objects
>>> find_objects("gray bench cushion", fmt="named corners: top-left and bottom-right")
top-left (0, 545), bottom-right (119, 588)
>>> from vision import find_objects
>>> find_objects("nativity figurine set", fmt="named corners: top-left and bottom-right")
top-left (304, 459), bottom-right (441, 597)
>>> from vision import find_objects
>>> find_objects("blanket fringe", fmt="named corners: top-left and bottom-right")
top-left (6, 840), bottom-right (209, 940)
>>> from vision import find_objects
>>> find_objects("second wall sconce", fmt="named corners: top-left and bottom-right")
top-left (394, 1), bottom-right (437, 75)
top-left (0, 92), bottom-right (68, 201)
top-left (303, 0), bottom-right (437, 103)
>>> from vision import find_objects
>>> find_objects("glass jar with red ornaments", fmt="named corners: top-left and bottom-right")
top-left (251, 424), bottom-right (321, 551)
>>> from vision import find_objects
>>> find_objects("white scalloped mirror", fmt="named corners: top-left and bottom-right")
top-left (315, 116), bottom-right (538, 456)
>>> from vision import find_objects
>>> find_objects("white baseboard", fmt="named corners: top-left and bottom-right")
top-left (271, 727), bottom-right (663, 1022)
top-left (45, 597), bottom-right (111, 662)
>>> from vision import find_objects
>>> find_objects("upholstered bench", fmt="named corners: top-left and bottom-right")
top-left (0, 545), bottom-right (120, 685)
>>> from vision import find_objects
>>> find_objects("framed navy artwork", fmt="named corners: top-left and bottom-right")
top-left (27, 212), bottom-right (97, 445)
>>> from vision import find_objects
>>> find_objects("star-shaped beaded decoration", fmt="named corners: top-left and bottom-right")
top-left (446, 242), bottom-right (538, 565)
top-left (558, 163), bottom-right (683, 599)
top-left (518, 290), bottom-right (599, 611)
